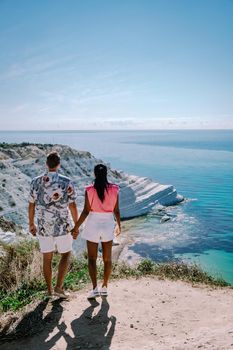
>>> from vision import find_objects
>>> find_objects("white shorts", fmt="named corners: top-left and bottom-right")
top-left (82, 212), bottom-right (115, 243)
top-left (37, 233), bottom-right (73, 253)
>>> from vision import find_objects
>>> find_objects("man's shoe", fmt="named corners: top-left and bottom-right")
top-left (54, 287), bottom-right (70, 299)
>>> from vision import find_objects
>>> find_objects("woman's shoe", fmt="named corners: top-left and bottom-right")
top-left (87, 287), bottom-right (100, 299)
top-left (100, 286), bottom-right (108, 297)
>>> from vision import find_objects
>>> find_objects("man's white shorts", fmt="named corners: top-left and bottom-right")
top-left (37, 233), bottom-right (73, 253)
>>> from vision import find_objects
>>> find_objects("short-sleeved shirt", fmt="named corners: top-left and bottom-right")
top-left (29, 171), bottom-right (77, 237)
top-left (86, 184), bottom-right (119, 213)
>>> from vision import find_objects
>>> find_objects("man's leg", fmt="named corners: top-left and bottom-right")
top-left (43, 252), bottom-right (54, 295)
top-left (101, 240), bottom-right (113, 287)
top-left (87, 240), bottom-right (99, 289)
top-left (55, 251), bottom-right (71, 291)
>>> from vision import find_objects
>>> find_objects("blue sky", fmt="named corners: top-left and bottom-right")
top-left (0, 0), bottom-right (232, 130)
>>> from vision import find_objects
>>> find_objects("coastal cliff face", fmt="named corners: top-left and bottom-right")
top-left (0, 143), bottom-right (183, 237)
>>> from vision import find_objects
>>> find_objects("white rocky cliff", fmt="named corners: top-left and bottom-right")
top-left (0, 143), bottom-right (183, 241)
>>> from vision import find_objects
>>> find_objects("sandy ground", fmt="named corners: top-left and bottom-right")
top-left (1, 277), bottom-right (233, 350)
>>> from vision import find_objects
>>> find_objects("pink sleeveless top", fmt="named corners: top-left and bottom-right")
top-left (86, 184), bottom-right (119, 213)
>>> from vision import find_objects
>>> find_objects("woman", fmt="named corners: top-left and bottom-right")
top-left (72, 164), bottom-right (121, 299)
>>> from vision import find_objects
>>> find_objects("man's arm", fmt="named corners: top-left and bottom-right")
top-left (28, 202), bottom-right (37, 236)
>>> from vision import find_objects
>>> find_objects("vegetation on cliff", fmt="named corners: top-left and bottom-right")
top-left (0, 239), bottom-right (228, 314)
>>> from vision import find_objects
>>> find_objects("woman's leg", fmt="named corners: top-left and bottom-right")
top-left (101, 240), bottom-right (113, 287)
top-left (87, 240), bottom-right (99, 289)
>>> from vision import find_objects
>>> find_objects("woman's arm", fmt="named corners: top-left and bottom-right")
top-left (68, 202), bottom-right (78, 224)
top-left (71, 191), bottom-right (91, 238)
top-left (113, 195), bottom-right (121, 235)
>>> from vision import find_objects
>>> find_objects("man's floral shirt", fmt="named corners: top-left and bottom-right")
top-left (29, 172), bottom-right (76, 237)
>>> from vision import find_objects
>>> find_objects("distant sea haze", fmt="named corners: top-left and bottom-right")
top-left (1, 129), bottom-right (233, 284)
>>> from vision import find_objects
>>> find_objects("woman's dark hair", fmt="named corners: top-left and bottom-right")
top-left (94, 164), bottom-right (109, 202)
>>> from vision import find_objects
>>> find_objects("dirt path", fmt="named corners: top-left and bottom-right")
top-left (1, 277), bottom-right (233, 350)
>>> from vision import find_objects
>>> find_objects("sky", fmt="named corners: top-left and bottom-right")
top-left (0, 0), bottom-right (232, 130)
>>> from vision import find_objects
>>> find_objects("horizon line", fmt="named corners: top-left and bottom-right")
top-left (0, 128), bottom-right (233, 132)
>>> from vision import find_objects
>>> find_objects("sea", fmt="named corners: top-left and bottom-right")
top-left (0, 130), bottom-right (233, 284)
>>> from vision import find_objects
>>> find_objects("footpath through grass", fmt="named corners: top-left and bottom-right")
top-left (0, 240), bottom-right (229, 313)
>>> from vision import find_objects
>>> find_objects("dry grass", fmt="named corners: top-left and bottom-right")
top-left (0, 240), bottom-right (42, 292)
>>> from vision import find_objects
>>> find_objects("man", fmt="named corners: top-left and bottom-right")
top-left (28, 151), bottom-right (79, 298)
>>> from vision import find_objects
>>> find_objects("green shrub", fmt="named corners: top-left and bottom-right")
top-left (137, 258), bottom-right (155, 273)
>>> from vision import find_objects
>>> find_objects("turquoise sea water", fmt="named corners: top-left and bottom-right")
top-left (1, 130), bottom-right (233, 283)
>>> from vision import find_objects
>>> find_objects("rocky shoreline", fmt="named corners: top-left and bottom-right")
top-left (0, 142), bottom-right (183, 247)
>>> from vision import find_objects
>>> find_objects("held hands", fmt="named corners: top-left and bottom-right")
top-left (71, 226), bottom-right (79, 240)
top-left (29, 223), bottom-right (37, 236)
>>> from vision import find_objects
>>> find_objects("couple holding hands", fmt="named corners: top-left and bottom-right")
top-left (28, 151), bottom-right (121, 300)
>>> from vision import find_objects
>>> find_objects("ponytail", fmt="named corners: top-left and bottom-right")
top-left (94, 164), bottom-right (109, 202)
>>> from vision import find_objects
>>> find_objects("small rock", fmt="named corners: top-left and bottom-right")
top-left (160, 215), bottom-right (170, 223)
top-left (130, 324), bottom-right (134, 328)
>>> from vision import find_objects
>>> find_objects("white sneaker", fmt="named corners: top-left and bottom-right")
top-left (112, 238), bottom-right (120, 246)
top-left (87, 287), bottom-right (100, 299)
top-left (100, 286), bottom-right (108, 297)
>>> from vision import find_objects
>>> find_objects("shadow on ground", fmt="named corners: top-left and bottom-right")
top-left (0, 297), bottom-right (116, 350)
top-left (60, 298), bottom-right (116, 350)
top-left (0, 299), bottom-right (64, 349)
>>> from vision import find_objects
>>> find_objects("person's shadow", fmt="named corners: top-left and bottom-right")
top-left (0, 299), bottom-right (64, 350)
top-left (1, 298), bottom-right (116, 350)
top-left (60, 297), bottom-right (116, 350)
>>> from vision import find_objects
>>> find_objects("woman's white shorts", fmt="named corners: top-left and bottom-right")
top-left (37, 233), bottom-right (73, 253)
top-left (82, 212), bottom-right (115, 243)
